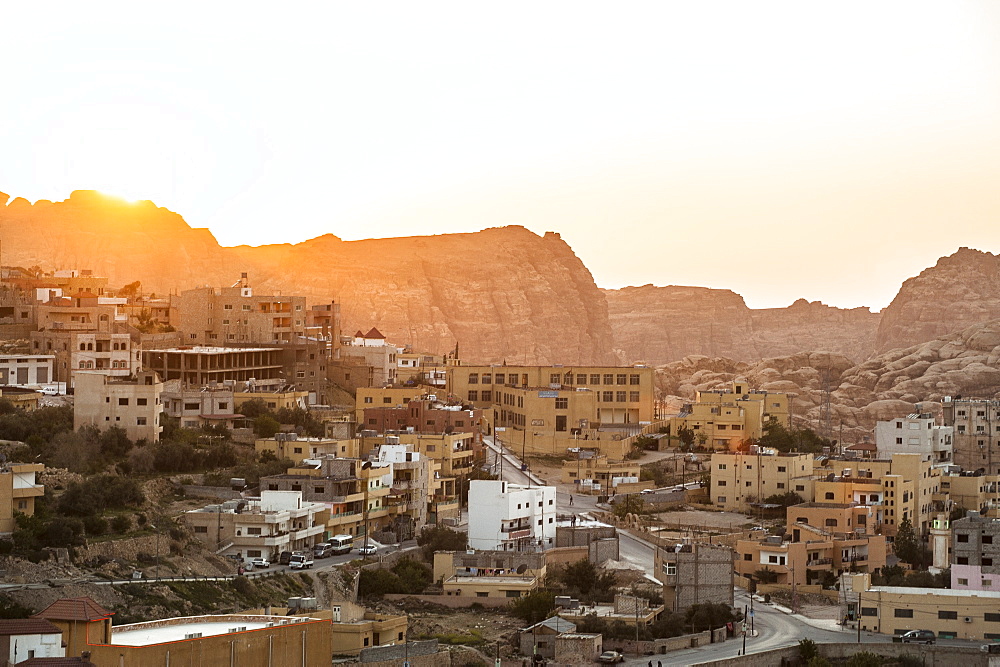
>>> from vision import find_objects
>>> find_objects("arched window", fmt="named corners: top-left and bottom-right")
top-left (79, 361), bottom-right (86, 369)
top-left (79, 343), bottom-right (86, 351)
top-left (87, 343), bottom-right (93, 351)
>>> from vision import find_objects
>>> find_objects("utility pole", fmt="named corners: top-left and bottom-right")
top-left (791, 565), bottom-right (799, 613)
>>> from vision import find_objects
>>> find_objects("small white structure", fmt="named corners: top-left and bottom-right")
top-left (0, 618), bottom-right (65, 663)
top-left (468, 480), bottom-right (557, 551)
top-left (874, 413), bottom-right (953, 463)
top-left (0, 354), bottom-right (54, 386)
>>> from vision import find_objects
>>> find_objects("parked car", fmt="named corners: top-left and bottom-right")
top-left (982, 643), bottom-right (1000, 654)
top-left (249, 557), bottom-right (270, 569)
top-left (895, 629), bottom-right (935, 644)
top-left (289, 553), bottom-right (314, 569)
top-left (357, 544), bottom-right (377, 556)
top-left (597, 651), bottom-right (624, 663)
top-left (40, 387), bottom-right (60, 396)
top-left (278, 551), bottom-right (293, 565)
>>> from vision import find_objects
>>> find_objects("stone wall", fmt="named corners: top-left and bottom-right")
top-left (76, 533), bottom-right (170, 562)
top-left (357, 639), bottom-right (440, 664)
top-left (554, 633), bottom-right (602, 664)
top-left (382, 593), bottom-right (511, 609)
top-left (693, 643), bottom-right (987, 667)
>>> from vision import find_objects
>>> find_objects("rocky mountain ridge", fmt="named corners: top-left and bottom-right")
top-left (605, 285), bottom-right (881, 365)
top-left (0, 191), bottom-right (614, 365)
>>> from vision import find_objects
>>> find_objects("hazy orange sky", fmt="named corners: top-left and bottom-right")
top-left (3, 2), bottom-right (1000, 309)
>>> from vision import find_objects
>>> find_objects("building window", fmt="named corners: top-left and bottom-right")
top-left (718, 481), bottom-right (726, 487)
top-left (616, 391), bottom-right (626, 402)
top-left (825, 492), bottom-right (835, 500)
top-left (118, 398), bottom-right (129, 406)
top-left (629, 391), bottom-right (640, 402)
top-left (194, 526), bottom-right (208, 533)
top-left (718, 464), bottom-right (727, 470)
top-left (957, 534), bottom-right (969, 543)
top-left (468, 374), bottom-right (478, 384)
top-left (383, 397), bottom-right (392, 403)
top-left (555, 397), bottom-right (568, 409)
top-left (795, 485), bottom-right (805, 492)
top-left (938, 610), bottom-right (958, 620)
top-left (664, 562), bottom-right (677, 576)
top-left (136, 417), bottom-right (146, 426)
top-left (603, 374), bottom-right (613, 385)
top-left (364, 396), bottom-right (373, 403)
top-left (984, 535), bottom-right (993, 544)
top-left (629, 374), bottom-right (640, 385)
top-left (717, 496), bottom-right (726, 504)
top-left (860, 607), bottom-right (877, 617)
top-left (777, 466), bottom-right (786, 473)
top-left (590, 374), bottom-right (600, 384)
top-left (550, 374), bottom-right (560, 384)
top-left (985, 613), bottom-right (1000, 622)
top-left (957, 578), bottom-right (969, 586)
top-left (894, 609), bottom-right (913, 618)
top-left (616, 374), bottom-right (627, 385)
top-left (137, 398), bottom-right (147, 406)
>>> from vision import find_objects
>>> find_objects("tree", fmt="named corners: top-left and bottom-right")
top-left (254, 415), bottom-right (280, 438)
top-left (763, 491), bottom-right (804, 507)
top-left (509, 590), bottom-right (555, 624)
top-left (754, 567), bottom-right (778, 584)
top-left (556, 559), bottom-right (617, 601)
top-left (798, 638), bottom-right (820, 661)
top-left (684, 602), bottom-right (740, 632)
top-left (612, 494), bottom-right (643, 519)
top-left (417, 525), bottom-right (467, 561)
top-left (677, 426), bottom-right (695, 451)
top-left (893, 518), bottom-right (921, 566)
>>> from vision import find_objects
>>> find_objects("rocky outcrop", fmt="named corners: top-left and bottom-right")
top-left (0, 191), bottom-right (614, 365)
top-left (875, 247), bottom-right (1000, 354)
top-left (657, 319), bottom-right (1000, 442)
top-left (605, 285), bottom-right (879, 365)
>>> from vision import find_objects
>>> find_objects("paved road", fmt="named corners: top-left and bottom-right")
top-left (619, 588), bottom-right (983, 665)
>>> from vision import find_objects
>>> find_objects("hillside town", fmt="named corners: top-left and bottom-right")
top-left (0, 267), bottom-right (994, 666)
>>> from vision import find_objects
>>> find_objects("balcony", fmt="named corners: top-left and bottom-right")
top-left (12, 484), bottom-right (44, 498)
top-left (806, 558), bottom-right (833, 566)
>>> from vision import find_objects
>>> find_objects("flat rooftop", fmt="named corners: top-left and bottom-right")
top-left (110, 615), bottom-right (317, 646)
top-left (868, 586), bottom-right (1000, 598)
top-left (145, 346), bottom-right (281, 354)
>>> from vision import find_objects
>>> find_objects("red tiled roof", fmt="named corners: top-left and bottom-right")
top-left (353, 330), bottom-right (365, 337)
top-left (364, 327), bottom-right (385, 339)
top-left (34, 597), bottom-right (112, 622)
top-left (0, 618), bottom-right (60, 635)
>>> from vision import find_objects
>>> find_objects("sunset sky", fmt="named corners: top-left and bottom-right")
top-left (3, 2), bottom-right (1000, 309)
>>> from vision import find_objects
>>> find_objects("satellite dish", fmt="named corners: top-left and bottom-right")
top-left (516, 564), bottom-right (527, 574)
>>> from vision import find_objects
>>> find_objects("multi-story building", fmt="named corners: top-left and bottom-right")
top-left (736, 517), bottom-right (886, 588)
top-left (234, 388), bottom-right (310, 412)
top-left (853, 572), bottom-right (1000, 641)
top-left (395, 351), bottom-right (451, 387)
top-left (372, 443), bottom-right (433, 538)
top-left (177, 274), bottom-right (325, 346)
top-left (360, 432), bottom-right (476, 478)
top-left (951, 512), bottom-right (1000, 593)
top-left (673, 381), bottom-right (792, 451)
top-left (142, 346), bottom-right (284, 388)
top-left (260, 457), bottom-right (393, 539)
top-left (182, 490), bottom-right (329, 563)
top-left (820, 454), bottom-right (943, 537)
top-left (73, 371), bottom-right (163, 442)
top-left (937, 470), bottom-right (1000, 517)
top-left (0, 354), bottom-right (54, 386)
top-left (362, 397), bottom-right (483, 437)
top-left (490, 384), bottom-right (605, 457)
top-left (355, 386), bottom-right (428, 424)
top-left (654, 541), bottom-right (734, 611)
top-left (30, 302), bottom-right (139, 386)
top-left (338, 328), bottom-right (401, 387)
top-left (0, 462), bottom-right (44, 534)
top-left (874, 413), bottom-right (953, 463)
top-left (255, 435), bottom-right (360, 464)
top-left (468, 480), bottom-right (557, 551)
top-left (449, 365), bottom-right (655, 427)
top-left (561, 454), bottom-right (640, 489)
top-left (710, 451), bottom-right (814, 512)
top-left (160, 381), bottom-right (240, 430)
top-left (942, 396), bottom-right (1000, 475)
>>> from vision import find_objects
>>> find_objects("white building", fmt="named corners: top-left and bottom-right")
top-left (182, 490), bottom-right (328, 563)
top-left (0, 354), bottom-right (54, 386)
top-left (874, 413), bottom-right (953, 463)
top-left (0, 618), bottom-right (65, 664)
top-left (468, 480), bottom-right (557, 551)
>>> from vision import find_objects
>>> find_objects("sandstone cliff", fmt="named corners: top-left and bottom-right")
top-left (875, 247), bottom-right (1000, 354)
top-left (605, 285), bottom-right (880, 365)
top-left (0, 191), bottom-right (614, 365)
